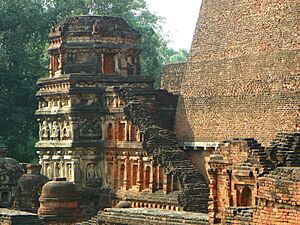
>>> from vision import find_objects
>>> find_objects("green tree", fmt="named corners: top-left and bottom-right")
top-left (163, 48), bottom-right (189, 64)
top-left (0, 0), bottom-right (51, 162)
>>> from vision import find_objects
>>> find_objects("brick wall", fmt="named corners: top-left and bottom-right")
top-left (225, 207), bottom-right (253, 225)
top-left (176, 0), bottom-right (300, 146)
top-left (160, 62), bottom-right (186, 95)
top-left (253, 167), bottom-right (300, 225)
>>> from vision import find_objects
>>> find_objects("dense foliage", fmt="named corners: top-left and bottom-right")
top-left (0, 0), bottom-right (188, 162)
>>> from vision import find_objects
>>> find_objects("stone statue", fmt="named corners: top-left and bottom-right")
top-left (51, 121), bottom-right (60, 140)
top-left (41, 121), bottom-right (50, 141)
top-left (55, 163), bottom-right (61, 178)
top-left (86, 163), bottom-right (102, 187)
top-left (87, 164), bottom-right (97, 180)
top-left (67, 164), bottom-right (72, 181)
top-left (62, 121), bottom-right (71, 140)
top-left (47, 164), bottom-right (53, 179)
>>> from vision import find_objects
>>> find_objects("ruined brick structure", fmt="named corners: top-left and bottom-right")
top-left (0, 144), bottom-right (23, 209)
top-left (254, 167), bottom-right (300, 225)
top-left (208, 133), bottom-right (300, 224)
top-left (14, 164), bottom-right (49, 213)
top-left (35, 15), bottom-right (208, 216)
top-left (175, 0), bottom-right (300, 147)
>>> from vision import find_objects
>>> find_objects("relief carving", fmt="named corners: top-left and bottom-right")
top-left (46, 164), bottom-right (53, 179)
top-left (62, 121), bottom-right (72, 140)
top-left (86, 163), bottom-right (102, 187)
top-left (66, 163), bottom-right (72, 181)
top-left (80, 119), bottom-right (102, 139)
top-left (41, 121), bottom-right (50, 141)
top-left (50, 121), bottom-right (60, 140)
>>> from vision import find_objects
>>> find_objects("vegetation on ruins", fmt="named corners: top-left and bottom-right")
top-left (0, 0), bottom-right (187, 162)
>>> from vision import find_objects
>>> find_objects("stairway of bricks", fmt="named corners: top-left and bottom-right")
top-left (119, 88), bottom-right (209, 213)
top-left (267, 132), bottom-right (300, 167)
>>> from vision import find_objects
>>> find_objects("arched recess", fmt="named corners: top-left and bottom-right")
top-left (106, 123), bottom-right (113, 140)
top-left (240, 186), bottom-right (252, 206)
top-left (172, 175), bottom-right (179, 191)
top-left (118, 122), bottom-right (125, 141)
top-left (145, 166), bottom-right (151, 189)
top-left (119, 164), bottom-right (125, 188)
top-left (1, 192), bottom-right (9, 203)
top-left (132, 165), bottom-right (138, 186)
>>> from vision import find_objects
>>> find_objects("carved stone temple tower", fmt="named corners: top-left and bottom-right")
top-left (35, 16), bottom-right (197, 212)
top-left (36, 16), bottom-right (143, 191)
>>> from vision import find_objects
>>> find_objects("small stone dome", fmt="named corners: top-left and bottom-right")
top-left (38, 178), bottom-right (81, 224)
top-left (40, 177), bottom-right (78, 200)
top-left (116, 200), bottom-right (132, 208)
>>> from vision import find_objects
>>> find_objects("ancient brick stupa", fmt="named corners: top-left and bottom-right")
top-left (176, 0), bottom-right (300, 147)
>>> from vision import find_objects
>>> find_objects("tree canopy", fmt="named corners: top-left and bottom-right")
top-left (0, 0), bottom-right (188, 162)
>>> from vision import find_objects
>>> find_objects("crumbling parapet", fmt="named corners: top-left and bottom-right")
top-left (253, 167), bottom-right (300, 225)
top-left (119, 88), bottom-right (209, 213)
top-left (208, 134), bottom-right (300, 224)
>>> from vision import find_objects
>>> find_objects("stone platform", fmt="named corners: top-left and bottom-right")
top-left (81, 208), bottom-right (209, 225)
top-left (0, 208), bottom-right (42, 225)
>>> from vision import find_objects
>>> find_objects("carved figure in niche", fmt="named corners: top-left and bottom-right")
top-left (127, 55), bottom-right (134, 75)
top-left (53, 55), bottom-right (60, 75)
top-left (106, 97), bottom-right (115, 107)
top-left (67, 52), bottom-right (74, 64)
top-left (55, 163), bottom-right (61, 178)
top-left (92, 21), bottom-right (98, 34)
top-left (50, 121), bottom-right (60, 140)
top-left (66, 164), bottom-right (72, 181)
top-left (46, 164), bottom-right (53, 179)
top-left (62, 121), bottom-right (71, 140)
top-left (57, 99), bottom-right (61, 107)
top-left (41, 121), bottom-right (50, 141)
top-left (86, 163), bottom-right (102, 187)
